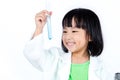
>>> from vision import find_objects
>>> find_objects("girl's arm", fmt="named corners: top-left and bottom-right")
top-left (24, 10), bottom-right (60, 71)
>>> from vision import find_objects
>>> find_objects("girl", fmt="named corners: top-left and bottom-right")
top-left (24, 8), bottom-right (107, 80)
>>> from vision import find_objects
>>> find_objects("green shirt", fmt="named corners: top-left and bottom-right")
top-left (69, 61), bottom-right (90, 80)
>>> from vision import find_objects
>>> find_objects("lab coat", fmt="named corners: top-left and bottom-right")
top-left (23, 34), bottom-right (110, 80)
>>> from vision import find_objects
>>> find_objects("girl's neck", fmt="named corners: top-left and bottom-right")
top-left (71, 51), bottom-right (90, 64)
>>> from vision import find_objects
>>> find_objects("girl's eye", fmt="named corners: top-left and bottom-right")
top-left (63, 31), bottom-right (67, 33)
top-left (72, 31), bottom-right (78, 33)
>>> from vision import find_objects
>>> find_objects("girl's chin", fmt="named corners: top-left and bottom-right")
top-left (67, 49), bottom-right (76, 53)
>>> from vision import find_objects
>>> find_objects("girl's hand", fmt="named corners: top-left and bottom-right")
top-left (32, 10), bottom-right (52, 39)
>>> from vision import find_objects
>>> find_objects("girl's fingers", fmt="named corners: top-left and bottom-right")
top-left (35, 10), bottom-right (50, 23)
top-left (35, 10), bottom-right (52, 29)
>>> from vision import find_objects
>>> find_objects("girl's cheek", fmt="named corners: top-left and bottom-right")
top-left (62, 36), bottom-right (64, 41)
top-left (62, 35), bottom-right (65, 39)
top-left (62, 36), bottom-right (67, 43)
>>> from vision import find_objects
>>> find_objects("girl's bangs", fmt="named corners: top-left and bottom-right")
top-left (62, 16), bottom-right (86, 29)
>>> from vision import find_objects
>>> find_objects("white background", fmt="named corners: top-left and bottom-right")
top-left (0, 0), bottom-right (120, 80)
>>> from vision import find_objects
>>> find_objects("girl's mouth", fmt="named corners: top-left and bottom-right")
top-left (66, 42), bottom-right (75, 48)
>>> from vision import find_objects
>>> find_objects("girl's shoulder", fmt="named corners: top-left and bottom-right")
top-left (90, 56), bottom-right (113, 80)
top-left (90, 56), bottom-right (103, 69)
top-left (90, 56), bottom-right (102, 63)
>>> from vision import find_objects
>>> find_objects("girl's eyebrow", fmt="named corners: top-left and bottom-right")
top-left (63, 27), bottom-right (70, 29)
top-left (72, 27), bottom-right (77, 28)
top-left (63, 27), bottom-right (78, 30)
top-left (63, 27), bottom-right (67, 30)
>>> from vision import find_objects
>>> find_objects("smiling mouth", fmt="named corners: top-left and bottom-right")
top-left (66, 42), bottom-right (75, 47)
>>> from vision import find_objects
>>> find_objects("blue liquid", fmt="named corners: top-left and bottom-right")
top-left (47, 15), bottom-right (52, 40)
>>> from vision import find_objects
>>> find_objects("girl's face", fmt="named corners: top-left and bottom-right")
top-left (62, 19), bottom-right (91, 54)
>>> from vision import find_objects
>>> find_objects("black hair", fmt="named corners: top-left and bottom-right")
top-left (62, 8), bottom-right (104, 56)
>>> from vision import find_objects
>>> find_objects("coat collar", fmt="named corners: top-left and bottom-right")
top-left (56, 52), bottom-right (71, 80)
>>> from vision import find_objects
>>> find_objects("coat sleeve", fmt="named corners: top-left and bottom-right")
top-left (23, 34), bottom-right (60, 71)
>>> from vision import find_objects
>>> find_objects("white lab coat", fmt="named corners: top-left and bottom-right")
top-left (23, 34), bottom-right (110, 80)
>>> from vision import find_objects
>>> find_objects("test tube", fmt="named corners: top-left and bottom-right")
top-left (46, 0), bottom-right (52, 40)
top-left (46, 14), bottom-right (52, 40)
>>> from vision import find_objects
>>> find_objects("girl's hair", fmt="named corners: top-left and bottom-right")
top-left (62, 8), bottom-right (104, 56)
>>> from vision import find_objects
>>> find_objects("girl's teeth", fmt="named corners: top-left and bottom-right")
top-left (67, 42), bottom-right (75, 46)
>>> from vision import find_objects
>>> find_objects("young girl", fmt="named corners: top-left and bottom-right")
top-left (24, 8), bottom-right (107, 80)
